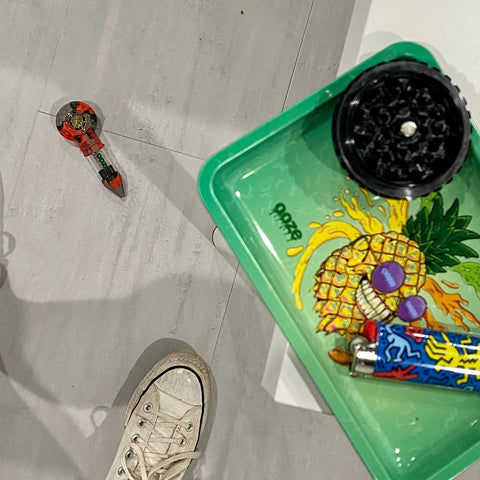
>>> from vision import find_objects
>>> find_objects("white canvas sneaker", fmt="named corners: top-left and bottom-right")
top-left (105, 350), bottom-right (211, 480)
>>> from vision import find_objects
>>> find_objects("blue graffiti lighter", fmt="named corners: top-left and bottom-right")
top-left (349, 320), bottom-right (480, 392)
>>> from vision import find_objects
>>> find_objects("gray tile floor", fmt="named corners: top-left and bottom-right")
top-left (1, 2), bottom-right (478, 479)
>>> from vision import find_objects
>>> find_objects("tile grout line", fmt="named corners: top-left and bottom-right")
top-left (208, 261), bottom-right (240, 366)
top-left (38, 110), bottom-right (205, 162)
top-left (281, 0), bottom-right (315, 112)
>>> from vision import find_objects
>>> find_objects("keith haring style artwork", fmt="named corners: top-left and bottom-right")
top-left (371, 322), bottom-right (480, 391)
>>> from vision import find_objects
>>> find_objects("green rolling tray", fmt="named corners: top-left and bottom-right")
top-left (198, 42), bottom-right (480, 480)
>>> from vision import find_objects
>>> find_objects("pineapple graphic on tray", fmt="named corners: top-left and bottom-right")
top-left (289, 188), bottom-right (480, 365)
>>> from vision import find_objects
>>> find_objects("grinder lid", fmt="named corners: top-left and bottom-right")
top-left (332, 60), bottom-right (471, 199)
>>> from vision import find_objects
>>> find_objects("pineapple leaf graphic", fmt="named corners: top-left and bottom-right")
top-left (402, 195), bottom-right (480, 275)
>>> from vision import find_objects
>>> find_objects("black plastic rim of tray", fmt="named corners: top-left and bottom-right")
top-left (332, 60), bottom-right (471, 199)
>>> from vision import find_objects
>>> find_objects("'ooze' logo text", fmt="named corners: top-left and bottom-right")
top-left (270, 202), bottom-right (302, 241)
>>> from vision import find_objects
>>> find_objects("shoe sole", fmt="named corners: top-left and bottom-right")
top-left (124, 349), bottom-right (211, 437)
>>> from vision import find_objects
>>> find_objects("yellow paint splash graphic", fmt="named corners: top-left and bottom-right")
top-left (359, 187), bottom-right (374, 207)
top-left (386, 198), bottom-right (409, 232)
top-left (339, 193), bottom-right (383, 234)
top-left (287, 245), bottom-right (304, 257)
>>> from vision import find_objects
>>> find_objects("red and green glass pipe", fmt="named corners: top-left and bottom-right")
top-left (349, 320), bottom-right (480, 392)
top-left (56, 101), bottom-right (125, 198)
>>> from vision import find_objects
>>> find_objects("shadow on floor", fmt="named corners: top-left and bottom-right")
top-left (0, 172), bottom-right (233, 480)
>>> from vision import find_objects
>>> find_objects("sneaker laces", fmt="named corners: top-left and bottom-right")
top-left (121, 408), bottom-right (200, 480)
